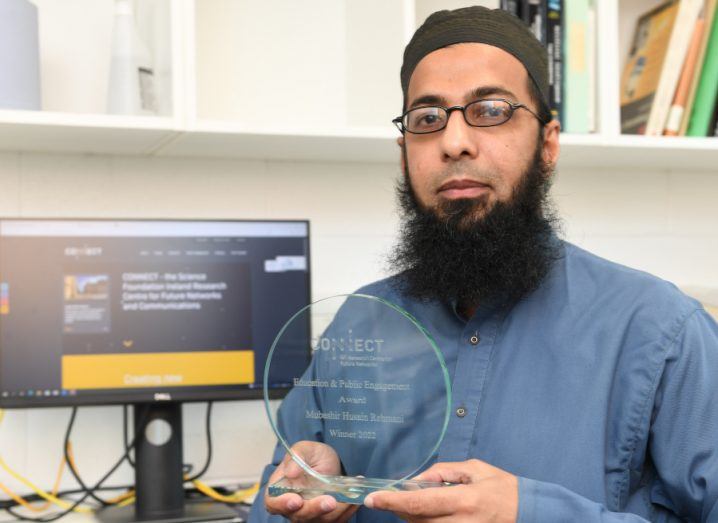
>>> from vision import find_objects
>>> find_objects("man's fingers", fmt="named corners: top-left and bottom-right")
top-left (364, 487), bottom-right (458, 517)
top-left (264, 492), bottom-right (304, 515)
top-left (413, 459), bottom-right (494, 484)
top-left (281, 495), bottom-right (353, 522)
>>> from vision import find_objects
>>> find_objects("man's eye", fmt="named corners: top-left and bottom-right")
top-left (411, 110), bottom-right (444, 129)
top-left (479, 104), bottom-right (507, 119)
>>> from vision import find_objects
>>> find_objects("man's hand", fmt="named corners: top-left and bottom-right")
top-left (264, 441), bottom-right (359, 523)
top-left (363, 459), bottom-right (518, 523)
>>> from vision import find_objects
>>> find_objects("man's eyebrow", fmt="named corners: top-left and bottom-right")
top-left (408, 94), bottom-right (448, 109)
top-left (470, 85), bottom-right (518, 100)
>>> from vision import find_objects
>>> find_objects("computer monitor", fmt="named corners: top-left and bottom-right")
top-left (0, 218), bottom-right (311, 522)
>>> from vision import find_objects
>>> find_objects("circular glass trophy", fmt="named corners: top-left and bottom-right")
top-left (263, 294), bottom-right (452, 504)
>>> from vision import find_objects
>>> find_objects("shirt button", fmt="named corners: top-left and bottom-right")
top-left (456, 407), bottom-right (467, 418)
top-left (469, 334), bottom-right (480, 345)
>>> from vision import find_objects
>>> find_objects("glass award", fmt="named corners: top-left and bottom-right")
top-left (263, 294), bottom-right (452, 504)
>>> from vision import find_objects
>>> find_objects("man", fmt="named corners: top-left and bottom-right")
top-left (250, 6), bottom-right (718, 522)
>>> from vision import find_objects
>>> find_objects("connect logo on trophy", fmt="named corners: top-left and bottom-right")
top-left (310, 330), bottom-right (385, 354)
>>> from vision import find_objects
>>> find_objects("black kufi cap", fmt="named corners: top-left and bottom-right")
top-left (401, 6), bottom-right (548, 106)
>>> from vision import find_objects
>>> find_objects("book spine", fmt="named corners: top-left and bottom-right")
top-left (711, 100), bottom-right (718, 136)
top-left (528, 0), bottom-right (545, 44)
top-left (664, 13), bottom-right (706, 135)
top-left (679, 0), bottom-right (718, 134)
top-left (586, 4), bottom-right (596, 133)
top-left (546, 0), bottom-right (563, 125)
top-left (687, 3), bottom-right (718, 136)
top-left (500, 0), bottom-right (523, 18)
top-left (522, 0), bottom-right (532, 26)
top-left (564, 0), bottom-right (591, 133)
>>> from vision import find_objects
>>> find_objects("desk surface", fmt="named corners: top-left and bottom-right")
top-left (0, 500), bottom-right (250, 523)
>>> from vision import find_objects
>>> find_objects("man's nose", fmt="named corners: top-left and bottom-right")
top-left (440, 109), bottom-right (479, 161)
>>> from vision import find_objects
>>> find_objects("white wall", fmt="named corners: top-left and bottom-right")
top-left (1, 149), bottom-right (717, 493)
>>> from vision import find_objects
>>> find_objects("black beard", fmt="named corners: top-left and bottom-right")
top-left (389, 145), bottom-right (561, 311)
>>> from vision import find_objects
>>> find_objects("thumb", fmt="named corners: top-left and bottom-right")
top-left (413, 460), bottom-right (490, 484)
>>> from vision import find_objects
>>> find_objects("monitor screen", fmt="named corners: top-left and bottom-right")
top-left (0, 219), bottom-right (311, 408)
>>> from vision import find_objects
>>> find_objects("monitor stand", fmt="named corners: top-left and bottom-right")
top-left (97, 403), bottom-right (240, 523)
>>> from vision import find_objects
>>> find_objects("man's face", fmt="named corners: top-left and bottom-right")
top-left (400, 43), bottom-right (557, 221)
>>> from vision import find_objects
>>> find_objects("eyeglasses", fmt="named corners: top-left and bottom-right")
top-left (392, 98), bottom-right (547, 134)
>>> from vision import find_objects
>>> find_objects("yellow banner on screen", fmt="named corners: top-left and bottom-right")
top-left (62, 351), bottom-right (255, 389)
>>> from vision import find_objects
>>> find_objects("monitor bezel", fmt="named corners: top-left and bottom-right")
top-left (0, 217), bottom-right (311, 409)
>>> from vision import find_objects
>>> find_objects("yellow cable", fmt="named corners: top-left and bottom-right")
top-left (104, 489), bottom-right (135, 505)
top-left (0, 409), bottom-right (92, 514)
top-left (0, 480), bottom-right (48, 513)
top-left (0, 410), bottom-right (255, 512)
top-left (188, 476), bottom-right (259, 504)
top-left (115, 494), bottom-right (136, 508)
top-left (22, 444), bottom-right (68, 512)
top-left (0, 453), bottom-right (91, 513)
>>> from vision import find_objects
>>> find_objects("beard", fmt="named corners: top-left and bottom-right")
top-left (389, 143), bottom-right (561, 310)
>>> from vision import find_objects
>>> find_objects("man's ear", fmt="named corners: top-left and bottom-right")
top-left (398, 136), bottom-right (406, 173)
top-left (541, 119), bottom-right (560, 169)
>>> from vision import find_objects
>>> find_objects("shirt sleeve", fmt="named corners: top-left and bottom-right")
top-left (518, 477), bottom-right (651, 522)
top-left (518, 308), bottom-right (718, 523)
top-left (247, 442), bottom-right (287, 523)
top-left (248, 365), bottom-right (328, 523)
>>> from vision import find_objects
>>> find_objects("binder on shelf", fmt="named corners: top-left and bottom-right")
top-left (620, 1), bottom-right (680, 135)
top-left (644, 0), bottom-right (704, 135)
top-left (686, 2), bottom-right (718, 136)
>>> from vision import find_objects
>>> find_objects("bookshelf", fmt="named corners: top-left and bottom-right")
top-left (0, 0), bottom-right (714, 170)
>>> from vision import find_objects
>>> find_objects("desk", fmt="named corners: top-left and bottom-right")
top-left (0, 499), bottom-right (251, 523)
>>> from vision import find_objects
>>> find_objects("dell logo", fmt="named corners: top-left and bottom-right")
top-left (154, 393), bottom-right (171, 401)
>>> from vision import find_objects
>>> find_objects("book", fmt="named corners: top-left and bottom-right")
top-left (644, 0), bottom-right (704, 135)
top-left (564, 0), bottom-right (593, 133)
top-left (620, 1), bottom-right (680, 134)
top-left (501, 0), bottom-right (563, 123)
top-left (500, 0), bottom-right (523, 19)
top-left (679, 0), bottom-right (718, 133)
top-left (586, 4), bottom-right (596, 133)
top-left (663, 11), bottom-right (706, 135)
top-left (710, 98), bottom-right (718, 135)
top-left (523, 0), bottom-right (545, 44)
top-left (686, 2), bottom-right (718, 136)
top-left (546, 0), bottom-right (564, 125)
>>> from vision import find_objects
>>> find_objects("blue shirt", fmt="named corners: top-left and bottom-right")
top-left (250, 242), bottom-right (718, 522)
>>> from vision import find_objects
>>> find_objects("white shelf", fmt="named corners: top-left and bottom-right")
top-left (557, 134), bottom-right (718, 170)
top-left (158, 122), bottom-right (398, 163)
top-left (0, 110), bottom-right (177, 156)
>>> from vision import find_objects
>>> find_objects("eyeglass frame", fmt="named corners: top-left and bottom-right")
top-left (392, 98), bottom-right (549, 134)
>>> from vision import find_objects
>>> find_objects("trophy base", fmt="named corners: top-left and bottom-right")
top-left (268, 474), bottom-right (452, 505)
